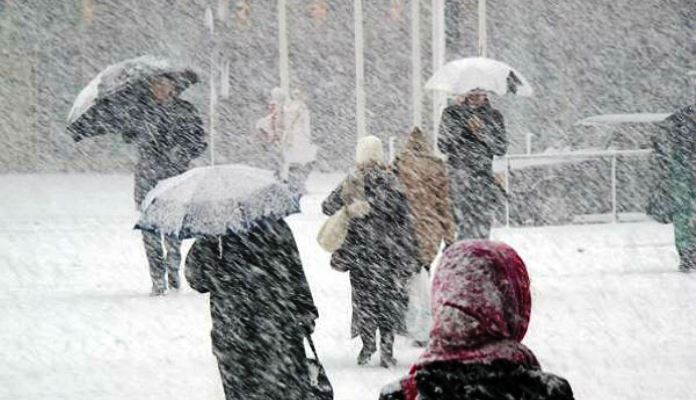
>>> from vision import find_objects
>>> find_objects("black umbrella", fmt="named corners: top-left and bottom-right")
top-left (66, 55), bottom-right (198, 142)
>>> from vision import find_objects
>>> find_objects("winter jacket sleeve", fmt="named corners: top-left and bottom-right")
top-left (482, 110), bottom-right (508, 156)
top-left (174, 100), bottom-right (207, 162)
top-left (437, 108), bottom-right (457, 158)
top-left (322, 181), bottom-right (346, 216)
top-left (184, 238), bottom-right (216, 293)
top-left (274, 220), bottom-right (319, 331)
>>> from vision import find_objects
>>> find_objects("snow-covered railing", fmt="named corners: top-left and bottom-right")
top-left (498, 149), bottom-right (652, 226)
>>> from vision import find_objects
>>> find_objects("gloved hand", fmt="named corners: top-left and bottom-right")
top-left (299, 317), bottom-right (316, 335)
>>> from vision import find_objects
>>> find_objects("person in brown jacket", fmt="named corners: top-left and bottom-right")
top-left (394, 128), bottom-right (455, 268)
top-left (394, 128), bottom-right (456, 346)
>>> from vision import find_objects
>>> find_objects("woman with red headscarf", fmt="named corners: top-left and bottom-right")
top-left (379, 240), bottom-right (573, 400)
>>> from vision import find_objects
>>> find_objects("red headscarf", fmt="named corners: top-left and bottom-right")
top-left (403, 240), bottom-right (539, 400)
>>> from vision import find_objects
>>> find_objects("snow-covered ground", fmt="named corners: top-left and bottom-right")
top-left (1, 173), bottom-right (694, 400)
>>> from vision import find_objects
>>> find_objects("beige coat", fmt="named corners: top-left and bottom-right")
top-left (394, 128), bottom-right (455, 266)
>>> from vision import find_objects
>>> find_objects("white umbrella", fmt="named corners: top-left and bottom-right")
top-left (135, 164), bottom-right (300, 239)
top-left (425, 56), bottom-right (533, 97)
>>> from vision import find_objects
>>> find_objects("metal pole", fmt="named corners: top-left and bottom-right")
top-left (355, 0), bottom-right (367, 138)
top-left (478, 0), bottom-right (487, 57)
top-left (505, 156), bottom-right (511, 227)
top-left (411, 0), bottom-right (422, 128)
top-left (278, 0), bottom-right (290, 96)
top-left (611, 153), bottom-right (617, 223)
top-left (432, 0), bottom-right (445, 146)
top-left (205, 6), bottom-right (216, 165)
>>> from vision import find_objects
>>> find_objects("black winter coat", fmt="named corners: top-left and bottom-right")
top-left (437, 101), bottom-right (507, 176)
top-left (322, 163), bottom-right (419, 337)
top-left (380, 360), bottom-right (574, 400)
top-left (185, 219), bottom-right (318, 400)
top-left (123, 96), bottom-right (207, 205)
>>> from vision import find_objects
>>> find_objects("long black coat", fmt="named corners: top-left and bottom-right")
top-left (322, 163), bottom-right (419, 338)
top-left (437, 101), bottom-right (507, 239)
top-left (123, 96), bottom-right (207, 206)
top-left (379, 360), bottom-right (574, 400)
top-left (185, 219), bottom-right (318, 400)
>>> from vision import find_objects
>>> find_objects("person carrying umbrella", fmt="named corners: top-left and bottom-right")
top-left (134, 164), bottom-right (325, 399)
top-left (438, 89), bottom-right (507, 240)
top-left (67, 56), bottom-right (207, 295)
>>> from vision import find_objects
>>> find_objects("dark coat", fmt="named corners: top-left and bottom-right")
top-left (379, 360), bottom-right (574, 400)
top-left (322, 163), bottom-right (419, 337)
top-left (437, 101), bottom-right (507, 239)
top-left (185, 218), bottom-right (318, 400)
top-left (123, 96), bottom-right (207, 206)
top-left (664, 104), bottom-right (696, 255)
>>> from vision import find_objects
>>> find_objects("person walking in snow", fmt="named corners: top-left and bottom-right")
top-left (393, 127), bottom-right (455, 345)
top-left (322, 135), bottom-right (419, 368)
top-left (379, 240), bottom-right (574, 400)
top-left (123, 76), bottom-right (207, 295)
top-left (438, 89), bottom-right (507, 240)
top-left (281, 89), bottom-right (318, 192)
top-left (663, 104), bottom-right (696, 272)
top-left (185, 218), bottom-right (319, 400)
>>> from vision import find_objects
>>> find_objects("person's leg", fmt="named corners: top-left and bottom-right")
top-left (142, 231), bottom-right (166, 295)
top-left (358, 329), bottom-right (377, 365)
top-left (164, 236), bottom-right (182, 289)
top-left (379, 328), bottom-right (396, 368)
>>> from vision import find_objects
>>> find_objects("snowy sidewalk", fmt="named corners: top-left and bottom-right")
top-left (1, 173), bottom-right (694, 400)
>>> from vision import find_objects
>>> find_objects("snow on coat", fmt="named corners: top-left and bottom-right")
top-left (123, 95), bottom-right (207, 206)
top-left (380, 240), bottom-right (574, 400)
top-left (438, 100), bottom-right (507, 239)
top-left (322, 161), bottom-right (420, 338)
top-left (185, 218), bottom-right (318, 400)
top-left (394, 128), bottom-right (455, 266)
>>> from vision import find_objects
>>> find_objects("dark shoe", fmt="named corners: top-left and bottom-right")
top-left (168, 271), bottom-right (181, 290)
top-left (679, 263), bottom-right (692, 273)
top-left (380, 354), bottom-right (397, 368)
top-left (150, 279), bottom-right (167, 296)
top-left (411, 340), bottom-right (428, 348)
top-left (357, 347), bottom-right (374, 366)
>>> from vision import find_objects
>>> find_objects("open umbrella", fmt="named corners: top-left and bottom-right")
top-left (425, 56), bottom-right (533, 97)
top-left (66, 55), bottom-right (198, 142)
top-left (135, 164), bottom-right (300, 239)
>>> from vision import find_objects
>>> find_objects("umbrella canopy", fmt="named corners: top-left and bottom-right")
top-left (66, 55), bottom-right (198, 142)
top-left (135, 164), bottom-right (300, 239)
top-left (425, 56), bottom-right (533, 97)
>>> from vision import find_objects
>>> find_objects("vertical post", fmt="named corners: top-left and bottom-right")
top-left (525, 133), bottom-right (533, 155)
top-left (432, 0), bottom-right (445, 146)
top-left (411, 0), bottom-right (422, 129)
top-left (505, 156), bottom-right (511, 227)
top-left (611, 153), bottom-right (617, 223)
top-left (478, 0), bottom-right (487, 57)
top-left (205, 6), bottom-right (216, 165)
top-left (355, 0), bottom-right (367, 138)
top-left (389, 136), bottom-right (396, 163)
top-left (278, 0), bottom-right (290, 96)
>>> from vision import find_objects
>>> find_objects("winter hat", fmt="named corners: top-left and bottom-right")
top-left (402, 240), bottom-right (539, 400)
top-left (355, 135), bottom-right (384, 165)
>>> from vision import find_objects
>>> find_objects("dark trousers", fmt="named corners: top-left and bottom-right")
top-left (142, 231), bottom-right (181, 282)
top-left (361, 328), bottom-right (395, 358)
top-left (448, 170), bottom-right (496, 240)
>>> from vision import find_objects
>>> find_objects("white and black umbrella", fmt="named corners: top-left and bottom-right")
top-left (425, 56), bottom-right (533, 97)
top-left (66, 55), bottom-right (198, 142)
top-left (135, 164), bottom-right (301, 239)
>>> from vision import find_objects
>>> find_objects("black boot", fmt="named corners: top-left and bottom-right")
top-left (357, 333), bottom-right (376, 366)
top-left (379, 330), bottom-right (397, 368)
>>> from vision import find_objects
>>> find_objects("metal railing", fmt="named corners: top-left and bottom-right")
top-left (499, 149), bottom-right (652, 226)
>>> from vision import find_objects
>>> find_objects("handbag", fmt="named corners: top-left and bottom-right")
top-left (306, 335), bottom-right (334, 400)
top-left (317, 206), bottom-right (350, 252)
